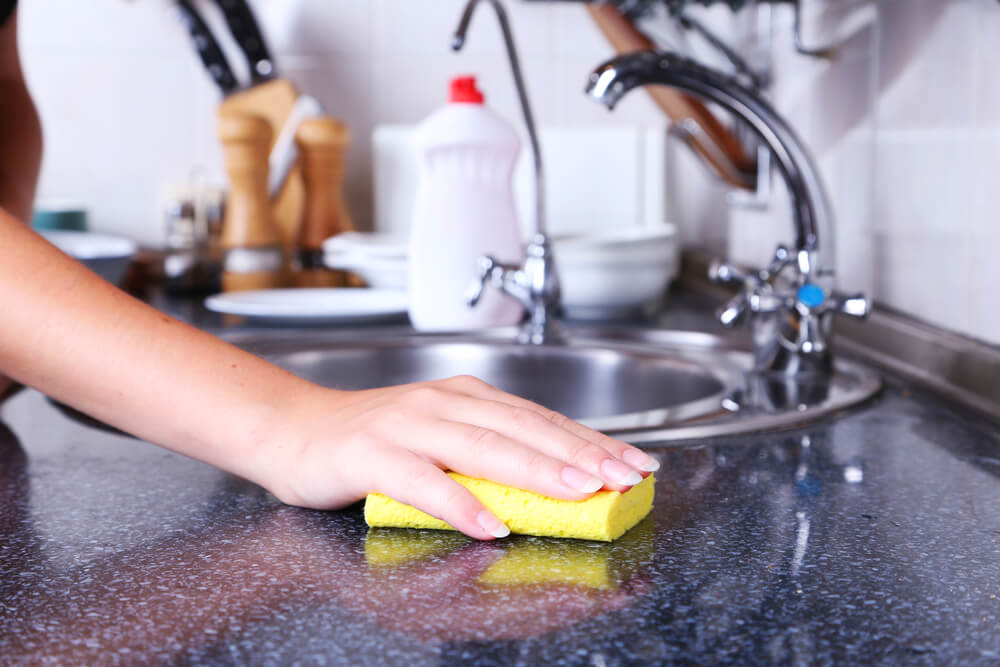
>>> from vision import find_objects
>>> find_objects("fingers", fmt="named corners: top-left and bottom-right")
top-left (369, 447), bottom-right (510, 541)
top-left (422, 378), bottom-right (660, 490)
top-left (440, 375), bottom-right (660, 474)
top-left (423, 394), bottom-right (631, 493)
top-left (430, 418), bottom-right (613, 500)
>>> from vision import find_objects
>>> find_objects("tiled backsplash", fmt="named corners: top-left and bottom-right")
top-left (18, 0), bottom-right (661, 248)
top-left (721, 0), bottom-right (999, 344)
top-left (17, 0), bottom-right (998, 343)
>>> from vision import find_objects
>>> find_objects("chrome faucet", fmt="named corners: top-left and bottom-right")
top-left (453, 0), bottom-right (563, 345)
top-left (586, 51), bottom-right (867, 376)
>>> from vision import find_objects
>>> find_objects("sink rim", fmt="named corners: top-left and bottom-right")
top-left (241, 335), bottom-right (743, 433)
top-left (223, 325), bottom-right (882, 445)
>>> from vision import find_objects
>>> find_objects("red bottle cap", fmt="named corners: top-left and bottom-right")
top-left (449, 76), bottom-right (485, 104)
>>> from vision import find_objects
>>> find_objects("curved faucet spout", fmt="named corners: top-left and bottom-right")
top-left (586, 51), bottom-right (834, 278)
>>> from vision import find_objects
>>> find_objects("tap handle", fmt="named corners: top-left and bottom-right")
top-left (708, 259), bottom-right (749, 285)
top-left (764, 244), bottom-right (793, 277)
top-left (794, 283), bottom-right (869, 319)
top-left (466, 255), bottom-right (500, 307)
top-left (709, 248), bottom-right (792, 287)
top-left (718, 292), bottom-right (748, 327)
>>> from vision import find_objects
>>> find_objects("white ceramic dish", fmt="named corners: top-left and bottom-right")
top-left (559, 256), bottom-right (674, 320)
top-left (322, 231), bottom-right (408, 259)
top-left (323, 253), bottom-right (408, 290)
top-left (317, 225), bottom-right (678, 319)
top-left (40, 230), bottom-right (138, 286)
top-left (204, 288), bottom-right (409, 325)
top-left (322, 232), bottom-right (409, 289)
top-left (554, 225), bottom-right (677, 261)
top-left (555, 225), bottom-right (678, 319)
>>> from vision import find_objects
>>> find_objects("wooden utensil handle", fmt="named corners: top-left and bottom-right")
top-left (586, 4), bottom-right (755, 186)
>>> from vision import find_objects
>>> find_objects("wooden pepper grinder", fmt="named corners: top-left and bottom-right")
top-left (218, 112), bottom-right (285, 291)
top-left (294, 117), bottom-right (354, 287)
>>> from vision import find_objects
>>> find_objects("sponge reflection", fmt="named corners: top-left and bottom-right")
top-left (365, 516), bottom-right (654, 587)
top-left (360, 516), bottom-right (654, 639)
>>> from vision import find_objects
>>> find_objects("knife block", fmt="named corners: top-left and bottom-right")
top-left (218, 112), bottom-right (285, 292)
top-left (294, 116), bottom-right (353, 287)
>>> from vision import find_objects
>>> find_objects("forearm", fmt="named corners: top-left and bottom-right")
top-left (0, 212), bottom-right (320, 492)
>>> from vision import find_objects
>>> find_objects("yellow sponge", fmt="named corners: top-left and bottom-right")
top-left (364, 473), bottom-right (654, 542)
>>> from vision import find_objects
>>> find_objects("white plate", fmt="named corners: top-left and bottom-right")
top-left (204, 288), bottom-right (409, 324)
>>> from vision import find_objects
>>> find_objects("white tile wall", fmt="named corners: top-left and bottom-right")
top-left (16, 0), bottom-right (1000, 344)
top-left (17, 0), bottom-right (662, 248)
top-left (714, 0), bottom-right (1000, 344)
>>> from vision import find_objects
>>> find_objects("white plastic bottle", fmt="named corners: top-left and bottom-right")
top-left (408, 76), bottom-right (525, 331)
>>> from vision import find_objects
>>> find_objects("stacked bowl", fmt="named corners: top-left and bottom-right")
top-left (322, 223), bottom-right (678, 320)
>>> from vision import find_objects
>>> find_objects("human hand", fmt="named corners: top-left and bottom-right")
top-left (265, 375), bottom-right (660, 540)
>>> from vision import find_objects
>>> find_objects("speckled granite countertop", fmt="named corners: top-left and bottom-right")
top-left (1, 292), bottom-right (999, 665)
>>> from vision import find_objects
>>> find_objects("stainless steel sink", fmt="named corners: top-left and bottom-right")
top-left (227, 326), bottom-right (881, 445)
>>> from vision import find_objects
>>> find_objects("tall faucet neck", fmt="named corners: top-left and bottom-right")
top-left (586, 50), bottom-right (834, 276)
top-left (453, 0), bottom-right (546, 237)
top-left (454, 0), bottom-right (561, 344)
top-left (586, 50), bottom-right (867, 377)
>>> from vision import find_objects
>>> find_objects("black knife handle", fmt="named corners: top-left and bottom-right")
top-left (212, 0), bottom-right (277, 84)
top-left (175, 0), bottom-right (239, 95)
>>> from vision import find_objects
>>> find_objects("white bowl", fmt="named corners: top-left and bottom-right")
top-left (320, 226), bottom-right (679, 317)
top-left (40, 230), bottom-right (138, 286)
top-left (323, 232), bottom-right (409, 289)
top-left (323, 252), bottom-right (408, 290)
top-left (553, 225), bottom-right (678, 319)
top-left (322, 231), bottom-right (408, 260)
top-left (554, 224), bottom-right (677, 262)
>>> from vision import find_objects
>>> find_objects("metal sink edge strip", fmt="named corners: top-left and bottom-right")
top-left (614, 358), bottom-right (882, 445)
top-left (225, 327), bottom-right (882, 446)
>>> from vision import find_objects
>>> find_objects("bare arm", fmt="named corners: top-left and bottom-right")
top-left (0, 212), bottom-right (658, 538)
top-left (0, 10), bottom-right (657, 539)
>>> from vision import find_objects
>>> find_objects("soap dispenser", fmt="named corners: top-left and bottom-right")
top-left (408, 76), bottom-right (525, 331)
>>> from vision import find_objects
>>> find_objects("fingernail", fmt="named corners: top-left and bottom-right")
top-left (601, 458), bottom-right (643, 486)
top-left (477, 510), bottom-right (510, 539)
top-left (623, 448), bottom-right (660, 472)
top-left (561, 466), bottom-right (604, 493)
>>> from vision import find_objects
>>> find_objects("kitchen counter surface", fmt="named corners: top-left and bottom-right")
top-left (1, 292), bottom-right (999, 665)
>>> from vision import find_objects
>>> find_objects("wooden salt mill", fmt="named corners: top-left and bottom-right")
top-left (294, 117), bottom-right (353, 287)
top-left (218, 112), bottom-right (285, 291)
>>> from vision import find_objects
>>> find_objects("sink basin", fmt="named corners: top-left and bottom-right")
top-left (238, 335), bottom-right (735, 431)
top-left (48, 325), bottom-right (880, 444)
top-left (226, 326), bottom-right (881, 444)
